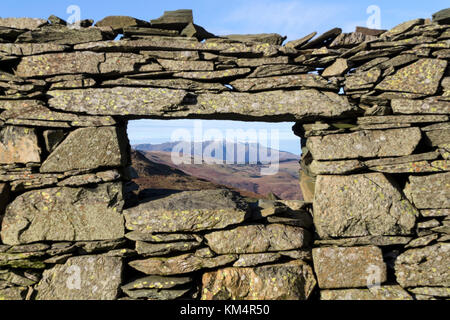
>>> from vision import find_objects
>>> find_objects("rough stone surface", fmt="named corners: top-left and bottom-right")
top-left (307, 128), bottom-right (422, 160)
top-left (320, 286), bottom-right (413, 300)
top-left (201, 261), bottom-right (316, 300)
top-left (124, 189), bottom-right (250, 233)
top-left (314, 173), bottom-right (418, 238)
top-left (392, 98), bottom-right (450, 115)
top-left (95, 16), bottom-right (149, 32)
top-left (1, 183), bottom-right (124, 245)
top-left (0, 126), bottom-right (41, 165)
top-left (205, 224), bottom-right (311, 254)
top-left (0, 18), bottom-right (47, 30)
top-left (233, 253), bottom-right (282, 267)
top-left (40, 126), bottom-right (128, 173)
top-left (312, 246), bottom-right (387, 289)
top-left (405, 172), bottom-right (450, 209)
top-left (395, 243), bottom-right (450, 287)
top-left (36, 255), bottom-right (123, 300)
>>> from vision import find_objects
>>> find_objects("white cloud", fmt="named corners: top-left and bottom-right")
top-left (217, 0), bottom-right (349, 41)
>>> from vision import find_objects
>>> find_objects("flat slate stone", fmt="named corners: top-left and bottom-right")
top-left (122, 275), bottom-right (192, 291)
top-left (0, 183), bottom-right (124, 245)
top-left (248, 64), bottom-right (310, 77)
top-left (284, 32), bottom-right (317, 49)
top-left (320, 286), bottom-right (412, 300)
top-left (204, 224), bottom-right (311, 254)
top-left (376, 58), bottom-right (447, 95)
top-left (314, 173), bottom-right (417, 238)
top-left (16, 26), bottom-right (105, 45)
top-left (307, 128), bottom-right (422, 160)
top-left (395, 243), bottom-right (450, 287)
top-left (135, 240), bottom-right (202, 257)
top-left (424, 129), bottom-right (450, 147)
top-left (0, 43), bottom-right (68, 56)
top-left (315, 236), bottom-right (412, 247)
top-left (157, 59), bottom-right (214, 71)
top-left (312, 246), bottom-right (387, 289)
top-left (173, 68), bottom-right (251, 80)
top-left (409, 287), bottom-right (450, 298)
top-left (357, 115), bottom-right (448, 124)
top-left (0, 18), bottom-right (47, 30)
top-left (235, 56), bottom-right (289, 67)
top-left (432, 8), bottom-right (450, 25)
top-left (150, 9), bottom-right (193, 31)
top-left (129, 252), bottom-right (237, 275)
top-left (95, 16), bottom-right (149, 32)
top-left (370, 160), bottom-right (449, 174)
top-left (15, 51), bottom-right (105, 77)
top-left (364, 151), bottom-right (440, 167)
top-left (404, 172), bottom-right (450, 209)
top-left (36, 255), bottom-right (123, 300)
top-left (309, 159), bottom-right (364, 175)
top-left (224, 33), bottom-right (286, 45)
top-left (40, 126), bottom-right (128, 173)
top-left (0, 126), bottom-right (41, 165)
top-left (233, 253), bottom-right (282, 267)
top-left (381, 18), bottom-right (424, 39)
top-left (201, 260), bottom-right (316, 300)
top-left (124, 189), bottom-right (250, 233)
top-left (101, 78), bottom-right (227, 92)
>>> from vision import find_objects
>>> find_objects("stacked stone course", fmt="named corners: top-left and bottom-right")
top-left (0, 8), bottom-right (449, 300)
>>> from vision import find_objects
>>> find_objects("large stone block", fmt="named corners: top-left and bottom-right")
top-left (312, 246), bottom-right (387, 289)
top-left (201, 261), bottom-right (316, 300)
top-left (404, 172), bottom-right (450, 209)
top-left (204, 224), bottom-right (311, 254)
top-left (314, 174), bottom-right (417, 238)
top-left (36, 255), bottom-right (123, 300)
top-left (40, 126), bottom-right (129, 173)
top-left (395, 243), bottom-right (450, 288)
top-left (307, 128), bottom-right (422, 160)
top-left (124, 189), bottom-right (250, 233)
top-left (0, 126), bottom-right (41, 165)
top-left (1, 183), bottom-right (124, 245)
top-left (320, 286), bottom-right (412, 300)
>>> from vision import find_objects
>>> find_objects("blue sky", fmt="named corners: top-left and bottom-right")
top-left (2, 0), bottom-right (447, 154)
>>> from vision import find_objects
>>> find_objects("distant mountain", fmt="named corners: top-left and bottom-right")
top-left (133, 140), bottom-right (300, 164)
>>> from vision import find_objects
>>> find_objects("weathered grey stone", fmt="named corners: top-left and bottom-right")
top-left (322, 58), bottom-right (349, 77)
top-left (420, 209), bottom-right (450, 218)
top-left (157, 59), bottom-right (214, 71)
top-left (365, 151), bottom-right (440, 168)
top-left (409, 287), bottom-right (450, 298)
top-left (99, 52), bottom-right (146, 74)
top-left (405, 234), bottom-right (439, 248)
top-left (302, 28), bottom-right (342, 49)
top-left (329, 32), bottom-right (376, 48)
top-left (314, 173), bottom-right (417, 238)
top-left (150, 10), bottom-right (193, 31)
top-left (205, 224), bottom-right (311, 254)
top-left (95, 16), bottom-right (149, 33)
top-left (0, 269), bottom-right (37, 287)
top-left (15, 52), bottom-right (105, 77)
top-left (57, 170), bottom-right (121, 187)
top-left (40, 126), bottom-right (128, 173)
top-left (122, 275), bottom-right (192, 291)
top-left (313, 246), bottom-right (387, 289)
top-left (370, 160), bottom-right (449, 174)
top-left (173, 68), bottom-right (251, 81)
top-left (36, 255), bottom-right (123, 300)
top-left (285, 32), bottom-right (317, 49)
top-left (230, 74), bottom-right (337, 92)
top-left (141, 50), bottom-right (199, 60)
top-left (0, 251), bottom-right (46, 268)
top-left (129, 252), bottom-right (237, 275)
top-left (201, 260), bottom-right (316, 300)
top-left (376, 58), bottom-right (447, 95)
top-left (135, 240), bottom-right (202, 257)
top-left (0, 183), bottom-right (124, 245)
top-left (224, 33), bottom-right (286, 45)
top-left (315, 236), bottom-right (412, 247)
top-left (249, 64), bottom-right (309, 77)
top-left (123, 287), bottom-right (191, 300)
top-left (0, 286), bottom-right (27, 300)
top-left (321, 286), bottom-right (412, 300)
top-left (125, 189), bottom-right (249, 233)
top-left (433, 8), bottom-right (450, 25)
top-left (345, 67), bottom-right (381, 91)
top-left (424, 129), bottom-right (450, 147)
top-left (125, 231), bottom-right (200, 243)
top-left (310, 159), bottom-right (365, 175)
top-left (0, 43), bottom-right (68, 55)
top-left (0, 126), bottom-right (41, 165)
top-left (358, 115), bottom-right (448, 125)
top-left (307, 128), bottom-right (421, 160)
top-left (395, 243), bottom-right (450, 287)
top-left (233, 253), bottom-right (282, 267)
top-left (124, 26), bottom-right (179, 38)
top-left (235, 56), bottom-right (289, 67)
top-left (43, 130), bottom-right (65, 153)
top-left (381, 18), bottom-right (424, 39)
top-left (405, 173), bottom-right (450, 209)
top-left (16, 26), bottom-right (105, 45)
top-left (180, 23), bottom-right (215, 41)
top-left (0, 18), bottom-right (47, 30)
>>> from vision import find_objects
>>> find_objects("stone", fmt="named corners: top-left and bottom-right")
top-left (284, 32), bottom-right (317, 49)
top-left (309, 159), bottom-right (365, 175)
top-left (204, 224), bottom-right (311, 254)
top-left (248, 64), bottom-right (309, 77)
top-left (124, 189), bottom-right (249, 233)
top-left (0, 126), bottom-right (41, 164)
top-left (381, 18), bottom-right (424, 39)
top-left (432, 8), bottom-right (450, 25)
top-left (15, 52), bottom-right (105, 77)
top-left (230, 74), bottom-right (337, 92)
top-left (364, 151), bottom-right (440, 168)
top-left (99, 52), bottom-right (146, 74)
top-left (405, 173), bottom-right (450, 209)
top-left (157, 59), bottom-right (214, 71)
top-left (322, 58), bottom-right (349, 77)
top-left (123, 287), bottom-right (191, 300)
top-left (150, 9), bottom-right (193, 31)
top-left (409, 287), bottom-right (450, 298)
top-left (329, 32), bottom-right (377, 48)
top-left (129, 252), bottom-right (237, 275)
top-left (43, 130), bottom-right (66, 153)
top-left (174, 68), bottom-right (251, 81)
top-left (57, 170), bottom-right (121, 187)
top-left (395, 243), bottom-right (450, 287)
top-left (125, 231), bottom-right (201, 243)
top-left (320, 286), bottom-right (412, 300)
top-left (141, 50), bottom-right (199, 60)
top-left (235, 56), bottom-right (289, 67)
top-left (180, 23), bottom-right (215, 41)
top-left (0, 18), bottom-right (47, 30)
top-left (123, 26), bottom-right (179, 38)
top-left (392, 98), bottom-right (450, 115)
top-left (313, 246), bottom-right (387, 289)
top-left (307, 128), bottom-right (421, 160)
top-left (345, 67), bottom-right (381, 91)
top-left (40, 126), bottom-right (128, 173)
top-left (420, 209), bottom-right (450, 218)
top-left (358, 115), bottom-right (448, 125)
top-left (224, 33), bottom-right (286, 45)
top-left (315, 236), bottom-right (412, 247)
top-left (101, 78), bottom-right (227, 92)
top-left (201, 260), bottom-right (316, 300)
top-left (0, 43), bottom-right (68, 56)
top-left (233, 253), bottom-right (281, 267)
top-left (47, 15), bottom-right (66, 26)
top-left (405, 234), bottom-right (439, 248)
top-left (0, 183), bottom-right (124, 245)
top-left (314, 173), bottom-right (417, 238)
top-left (376, 58), bottom-right (447, 95)
top-left (369, 160), bottom-right (449, 174)
top-left (121, 275), bottom-right (192, 290)
top-left (424, 129), bottom-right (450, 147)
top-left (302, 28), bottom-right (342, 49)
top-left (95, 16), bottom-right (149, 33)
top-left (135, 240), bottom-right (202, 257)
top-left (36, 255), bottom-right (123, 300)
top-left (265, 209), bottom-right (313, 229)
top-left (16, 26), bottom-right (105, 45)
top-left (0, 287), bottom-right (27, 300)
top-left (0, 251), bottom-right (46, 268)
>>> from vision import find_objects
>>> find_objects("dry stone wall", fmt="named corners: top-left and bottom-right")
top-left (0, 8), bottom-right (449, 300)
